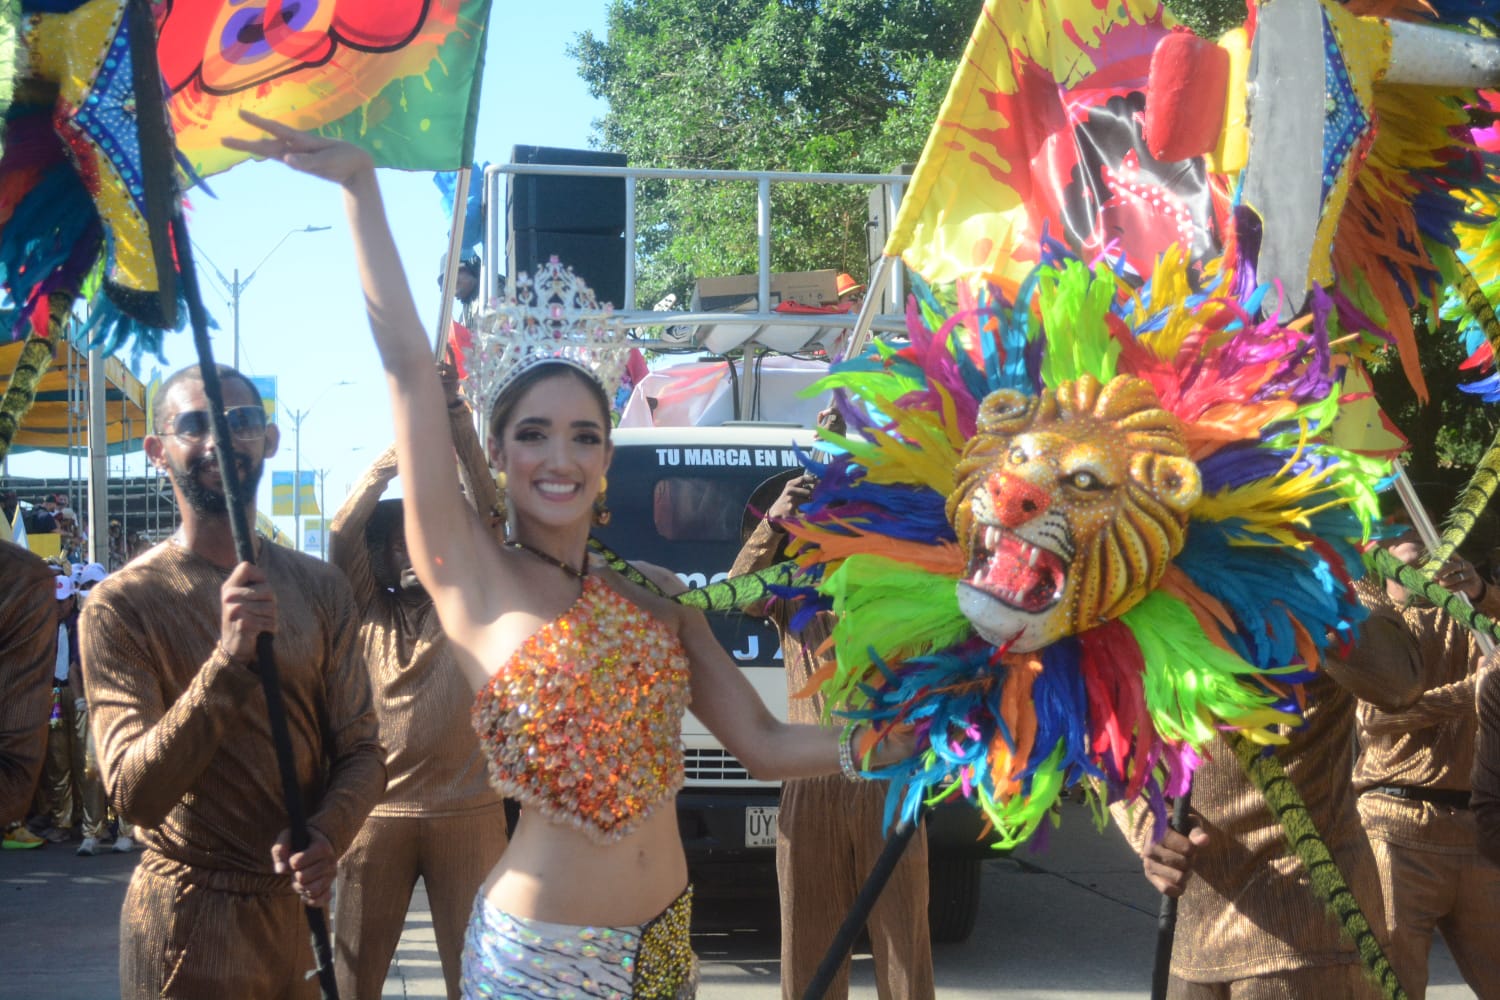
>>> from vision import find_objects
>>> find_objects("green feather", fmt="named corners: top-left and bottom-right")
top-left (1037, 261), bottom-right (1122, 387)
top-left (1122, 592), bottom-right (1300, 744)
top-left (822, 555), bottom-right (970, 712)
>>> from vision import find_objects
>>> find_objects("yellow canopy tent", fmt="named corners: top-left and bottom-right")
top-left (0, 338), bottom-right (149, 454)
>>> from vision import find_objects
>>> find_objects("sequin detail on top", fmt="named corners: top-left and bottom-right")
top-left (471, 575), bottom-right (691, 843)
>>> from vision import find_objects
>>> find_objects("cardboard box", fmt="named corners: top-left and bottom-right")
top-left (691, 270), bottom-right (839, 312)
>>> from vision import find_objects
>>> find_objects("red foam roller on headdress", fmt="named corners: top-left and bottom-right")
top-left (1143, 29), bottom-right (1230, 163)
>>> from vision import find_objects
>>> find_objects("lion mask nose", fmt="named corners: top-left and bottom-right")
top-left (986, 471), bottom-right (1052, 528)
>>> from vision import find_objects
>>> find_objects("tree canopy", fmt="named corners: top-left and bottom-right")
top-left (1370, 316), bottom-right (1500, 555)
top-left (571, 0), bottom-right (982, 307)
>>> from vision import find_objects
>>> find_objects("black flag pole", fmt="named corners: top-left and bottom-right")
top-left (801, 812), bottom-right (924, 1000)
top-left (124, 2), bottom-right (339, 997)
top-left (1150, 792), bottom-right (1193, 1000)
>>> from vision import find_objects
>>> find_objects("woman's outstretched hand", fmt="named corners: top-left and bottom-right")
top-left (222, 110), bottom-right (374, 186)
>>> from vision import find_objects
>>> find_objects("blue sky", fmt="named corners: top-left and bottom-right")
top-left (12, 3), bottom-right (610, 541)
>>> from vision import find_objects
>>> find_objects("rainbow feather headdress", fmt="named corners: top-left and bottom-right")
top-left (781, 248), bottom-right (1392, 847)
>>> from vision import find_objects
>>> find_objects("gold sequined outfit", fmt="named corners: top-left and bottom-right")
top-left (0, 542), bottom-right (57, 826)
top-left (329, 445), bottom-right (508, 1000)
top-left (731, 520), bottom-right (934, 1000)
top-left (1352, 580), bottom-right (1500, 998)
top-left (81, 540), bottom-right (386, 999)
top-left (1112, 598), bottom-right (1424, 994)
top-left (470, 574), bottom-right (690, 842)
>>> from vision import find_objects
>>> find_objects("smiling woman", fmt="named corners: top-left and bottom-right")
top-left (231, 113), bottom-right (911, 999)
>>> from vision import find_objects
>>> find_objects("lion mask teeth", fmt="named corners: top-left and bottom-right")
top-left (966, 525), bottom-right (1066, 614)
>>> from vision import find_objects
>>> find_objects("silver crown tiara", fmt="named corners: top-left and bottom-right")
top-left (462, 258), bottom-right (632, 434)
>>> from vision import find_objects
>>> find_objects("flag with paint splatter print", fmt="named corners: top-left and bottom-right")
top-left (884, 0), bottom-right (1230, 295)
top-left (158, 0), bottom-right (490, 175)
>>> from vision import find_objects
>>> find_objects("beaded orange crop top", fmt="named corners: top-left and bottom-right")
top-left (470, 575), bottom-right (691, 843)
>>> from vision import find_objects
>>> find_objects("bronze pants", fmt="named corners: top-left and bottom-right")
top-left (40, 684), bottom-right (108, 835)
top-left (83, 717), bottom-right (132, 839)
top-left (334, 804), bottom-right (508, 1000)
top-left (121, 854), bottom-right (318, 999)
top-left (44, 692), bottom-right (118, 839)
top-left (1360, 793), bottom-right (1500, 1000)
top-left (776, 775), bottom-right (934, 1000)
top-left (1168, 964), bottom-right (1376, 999)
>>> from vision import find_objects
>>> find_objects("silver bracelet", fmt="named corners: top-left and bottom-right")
top-left (838, 722), bottom-right (866, 781)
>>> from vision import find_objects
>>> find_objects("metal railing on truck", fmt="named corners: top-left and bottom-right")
top-left (480, 162), bottom-right (913, 378)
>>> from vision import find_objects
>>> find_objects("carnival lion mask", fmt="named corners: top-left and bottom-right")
top-left (947, 373), bottom-right (1201, 652)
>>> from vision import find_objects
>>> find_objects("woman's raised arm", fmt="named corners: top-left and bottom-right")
top-left (224, 113), bottom-right (499, 632)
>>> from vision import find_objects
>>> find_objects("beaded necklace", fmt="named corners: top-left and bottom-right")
top-left (504, 540), bottom-right (588, 580)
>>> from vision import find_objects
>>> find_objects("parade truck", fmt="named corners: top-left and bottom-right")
top-left (484, 152), bottom-right (988, 943)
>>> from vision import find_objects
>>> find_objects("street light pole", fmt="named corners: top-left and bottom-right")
top-left (292, 407), bottom-right (305, 553)
top-left (287, 380), bottom-right (352, 553)
top-left (318, 469), bottom-right (329, 559)
top-left (195, 225), bottom-right (331, 370)
top-left (232, 268), bottom-right (241, 370)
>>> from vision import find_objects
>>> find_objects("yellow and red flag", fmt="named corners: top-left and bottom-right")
top-left (886, 0), bottom-right (1232, 295)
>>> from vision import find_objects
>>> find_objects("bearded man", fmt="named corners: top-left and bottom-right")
top-left (80, 363), bottom-right (385, 999)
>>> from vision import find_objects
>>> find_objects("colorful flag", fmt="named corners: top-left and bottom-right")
top-left (301, 517), bottom-right (327, 556)
top-left (250, 376), bottom-right (277, 424)
top-left (159, 0), bottom-right (492, 176)
top-left (271, 470), bottom-right (320, 517)
top-left (885, 0), bottom-right (1230, 293)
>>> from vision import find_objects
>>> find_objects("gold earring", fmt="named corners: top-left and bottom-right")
top-left (493, 471), bottom-right (508, 524)
top-left (593, 475), bottom-right (611, 527)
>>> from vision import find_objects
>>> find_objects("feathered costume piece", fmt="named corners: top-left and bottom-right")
top-left (0, 0), bottom-right (185, 464)
top-left (1, 0), bottom-right (182, 352)
top-left (780, 248), bottom-right (1392, 849)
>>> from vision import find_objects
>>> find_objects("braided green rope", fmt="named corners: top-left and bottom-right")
top-left (0, 328), bottom-right (58, 465)
top-left (674, 561), bottom-right (802, 611)
top-left (586, 536), bottom-right (802, 612)
top-left (1417, 265), bottom-right (1500, 573)
top-left (1419, 423), bottom-right (1500, 577)
top-left (1364, 548), bottom-right (1500, 644)
top-left (1226, 731), bottom-right (1407, 1000)
top-left (587, 537), bottom-right (664, 593)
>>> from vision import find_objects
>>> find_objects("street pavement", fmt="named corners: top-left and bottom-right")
top-left (0, 810), bottom-right (1476, 999)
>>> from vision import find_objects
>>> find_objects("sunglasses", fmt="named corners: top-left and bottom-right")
top-left (163, 406), bottom-right (268, 441)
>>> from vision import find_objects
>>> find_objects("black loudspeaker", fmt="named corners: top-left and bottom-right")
top-left (507, 146), bottom-right (627, 234)
top-left (508, 229), bottom-right (627, 309)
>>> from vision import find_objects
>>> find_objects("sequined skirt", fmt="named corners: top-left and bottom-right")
top-left (459, 885), bottom-right (697, 999)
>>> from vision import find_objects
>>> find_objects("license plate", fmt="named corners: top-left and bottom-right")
top-left (745, 806), bottom-right (779, 847)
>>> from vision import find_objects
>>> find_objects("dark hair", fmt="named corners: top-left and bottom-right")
top-left (366, 498), bottom-right (404, 550)
top-left (742, 469), bottom-right (801, 543)
top-left (153, 364), bottom-right (264, 433)
top-left (487, 361), bottom-right (612, 445)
